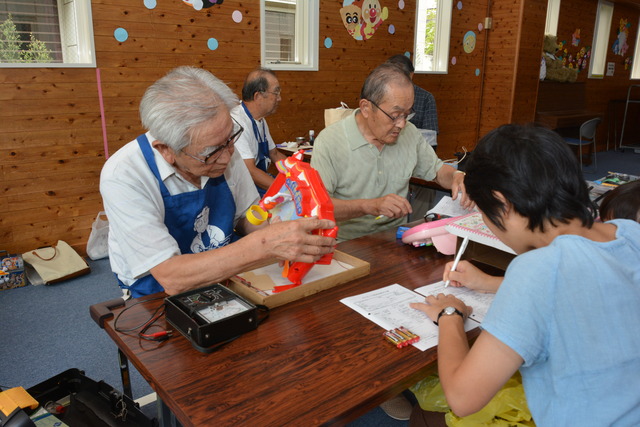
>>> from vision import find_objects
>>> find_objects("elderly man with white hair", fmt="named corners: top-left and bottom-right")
top-left (101, 66), bottom-right (336, 298)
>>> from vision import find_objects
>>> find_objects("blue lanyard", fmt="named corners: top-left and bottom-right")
top-left (241, 102), bottom-right (269, 171)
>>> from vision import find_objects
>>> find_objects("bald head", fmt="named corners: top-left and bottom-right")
top-left (360, 63), bottom-right (413, 105)
top-left (242, 68), bottom-right (278, 101)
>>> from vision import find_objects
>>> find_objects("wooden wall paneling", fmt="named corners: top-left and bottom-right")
top-left (2, 128), bottom-right (126, 150)
top-left (412, 0), bottom-right (489, 154)
top-left (6, 187), bottom-right (103, 212)
top-left (552, 0), bottom-right (640, 149)
top-left (479, 0), bottom-right (524, 139)
top-left (0, 61), bottom-right (105, 254)
top-left (556, 0), bottom-right (597, 87)
top-left (270, 1), bottom-right (415, 147)
top-left (511, 1), bottom-right (547, 125)
top-left (0, 0), bottom-right (538, 256)
top-left (9, 215), bottom-right (96, 253)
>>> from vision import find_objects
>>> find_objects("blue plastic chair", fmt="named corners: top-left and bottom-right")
top-left (564, 117), bottom-right (601, 171)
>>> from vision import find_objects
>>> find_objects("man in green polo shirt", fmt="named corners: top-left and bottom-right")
top-left (311, 63), bottom-right (469, 241)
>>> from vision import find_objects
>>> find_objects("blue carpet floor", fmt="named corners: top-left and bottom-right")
top-left (1, 149), bottom-right (637, 425)
top-left (580, 148), bottom-right (639, 181)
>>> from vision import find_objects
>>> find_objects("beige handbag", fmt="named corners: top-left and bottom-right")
top-left (324, 102), bottom-right (354, 127)
top-left (22, 240), bottom-right (91, 285)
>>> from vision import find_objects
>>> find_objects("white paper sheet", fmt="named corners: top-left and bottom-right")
top-left (341, 283), bottom-right (487, 351)
top-left (414, 281), bottom-right (495, 323)
top-left (426, 195), bottom-right (475, 218)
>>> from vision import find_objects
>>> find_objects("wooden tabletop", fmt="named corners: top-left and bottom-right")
top-left (101, 226), bottom-right (476, 426)
top-left (534, 110), bottom-right (601, 130)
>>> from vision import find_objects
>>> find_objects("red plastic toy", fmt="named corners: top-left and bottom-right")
top-left (246, 150), bottom-right (338, 291)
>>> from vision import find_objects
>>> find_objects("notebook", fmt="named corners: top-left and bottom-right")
top-left (444, 212), bottom-right (516, 254)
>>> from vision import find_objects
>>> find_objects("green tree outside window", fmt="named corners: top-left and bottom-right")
top-left (423, 8), bottom-right (436, 57)
top-left (0, 14), bottom-right (52, 63)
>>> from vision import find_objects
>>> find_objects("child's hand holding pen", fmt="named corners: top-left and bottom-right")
top-left (443, 259), bottom-right (502, 293)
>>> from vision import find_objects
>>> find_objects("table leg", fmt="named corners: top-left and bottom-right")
top-left (118, 348), bottom-right (133, 398)
top-left (157, 396), bottom-right (184, 427)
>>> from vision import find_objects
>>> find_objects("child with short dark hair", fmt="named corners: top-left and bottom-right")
top-left (411, 123), bottom-right (640, 426)
top-left (598, 180), bottom-right (640, 222)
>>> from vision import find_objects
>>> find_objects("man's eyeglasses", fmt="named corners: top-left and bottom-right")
top-left (262, 89), bottom-right (281, 97)
top-left (368, 99), bottom-right (415, 124)
top-left (182, 117), bottom-right (244, 165)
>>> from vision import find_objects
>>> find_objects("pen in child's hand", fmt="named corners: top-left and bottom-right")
top-left (445, 236), bottom-right (470, 288)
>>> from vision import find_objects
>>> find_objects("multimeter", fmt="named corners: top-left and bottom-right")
top-left (165, 284), bottom-right (259, 351)
top-left (173, 286), bottom-right (253, 325)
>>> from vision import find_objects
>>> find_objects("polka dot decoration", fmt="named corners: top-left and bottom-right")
top-left (114, 28), bottom-right (128, 42)
top-left (207, 38), bottom-right (219, 50)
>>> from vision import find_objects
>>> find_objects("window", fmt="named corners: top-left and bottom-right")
top-left (588, 0), bottom-right (614, 78)
top-left (261, 0), bottom-right (318, 71)
top-left (631, 16), bottom-right (640, 79)
top-left (414, 0), bottom-right (452, 73)
top-left (0, 0), bottom-right (95, 68)
top-left (545, 0), bottom-right (561, 36)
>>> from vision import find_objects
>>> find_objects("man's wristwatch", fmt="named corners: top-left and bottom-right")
top-left (433, 306), bottom-right (465, 326)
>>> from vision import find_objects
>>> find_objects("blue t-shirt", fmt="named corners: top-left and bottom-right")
top-left (482, 219), bottom-right (640, 426)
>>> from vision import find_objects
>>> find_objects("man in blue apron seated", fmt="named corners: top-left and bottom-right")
top-left (230, 68), bottom-right (287, 197)
top-left (100, 66), bottom-right (336, 298)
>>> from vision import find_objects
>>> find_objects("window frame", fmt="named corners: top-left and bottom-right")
top-left (545, 0), bottom-right (561, 36)
top-left (630, 16), bottom-right (640, 79)
top-left (413, 0), bottom-right (453, 74)
top-left (260, 0), bottom-right (319, 71)
top-left (0, 0), bottom-right (96, 68)
top-left (588, 0), bottom-right (614, 79)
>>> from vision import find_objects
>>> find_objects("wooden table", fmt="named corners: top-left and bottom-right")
top-left (535, 110), bottom-right (600, 130)
top-left (277, 144), bottom-right (313, 161)
top-left (95, 227), bottom-right (476, 426)
top-left (535, 81), bottom-right (600, 131)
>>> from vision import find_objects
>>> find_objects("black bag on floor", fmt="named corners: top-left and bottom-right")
top-left (24, 369), bottom-right (156, 427)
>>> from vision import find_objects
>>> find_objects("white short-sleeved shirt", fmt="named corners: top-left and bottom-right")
top-left (230, 104), bottom-right (276, 168)
top-left (100, 132), bottom-right (259, 286)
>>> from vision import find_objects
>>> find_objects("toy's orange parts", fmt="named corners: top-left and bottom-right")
top-left (246, 150), bottom-right (339, 286)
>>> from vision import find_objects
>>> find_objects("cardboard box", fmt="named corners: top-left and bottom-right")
top-left (227, 250), bottom-right (370, 308)
top-left (0, 251), bottom-right (26, 291)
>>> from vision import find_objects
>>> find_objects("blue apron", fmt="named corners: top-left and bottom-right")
top-left (117, 134), bottom-right (236, 298)
top-left (242, 102), bottom-right (271, 197)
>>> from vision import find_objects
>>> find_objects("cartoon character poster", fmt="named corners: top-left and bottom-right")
top-left (612, 18), bottom-right (630, 56)
top-left (572, 29), bottom-right (580, 47)
top-left (340, 0), bottom-right (389, 41)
